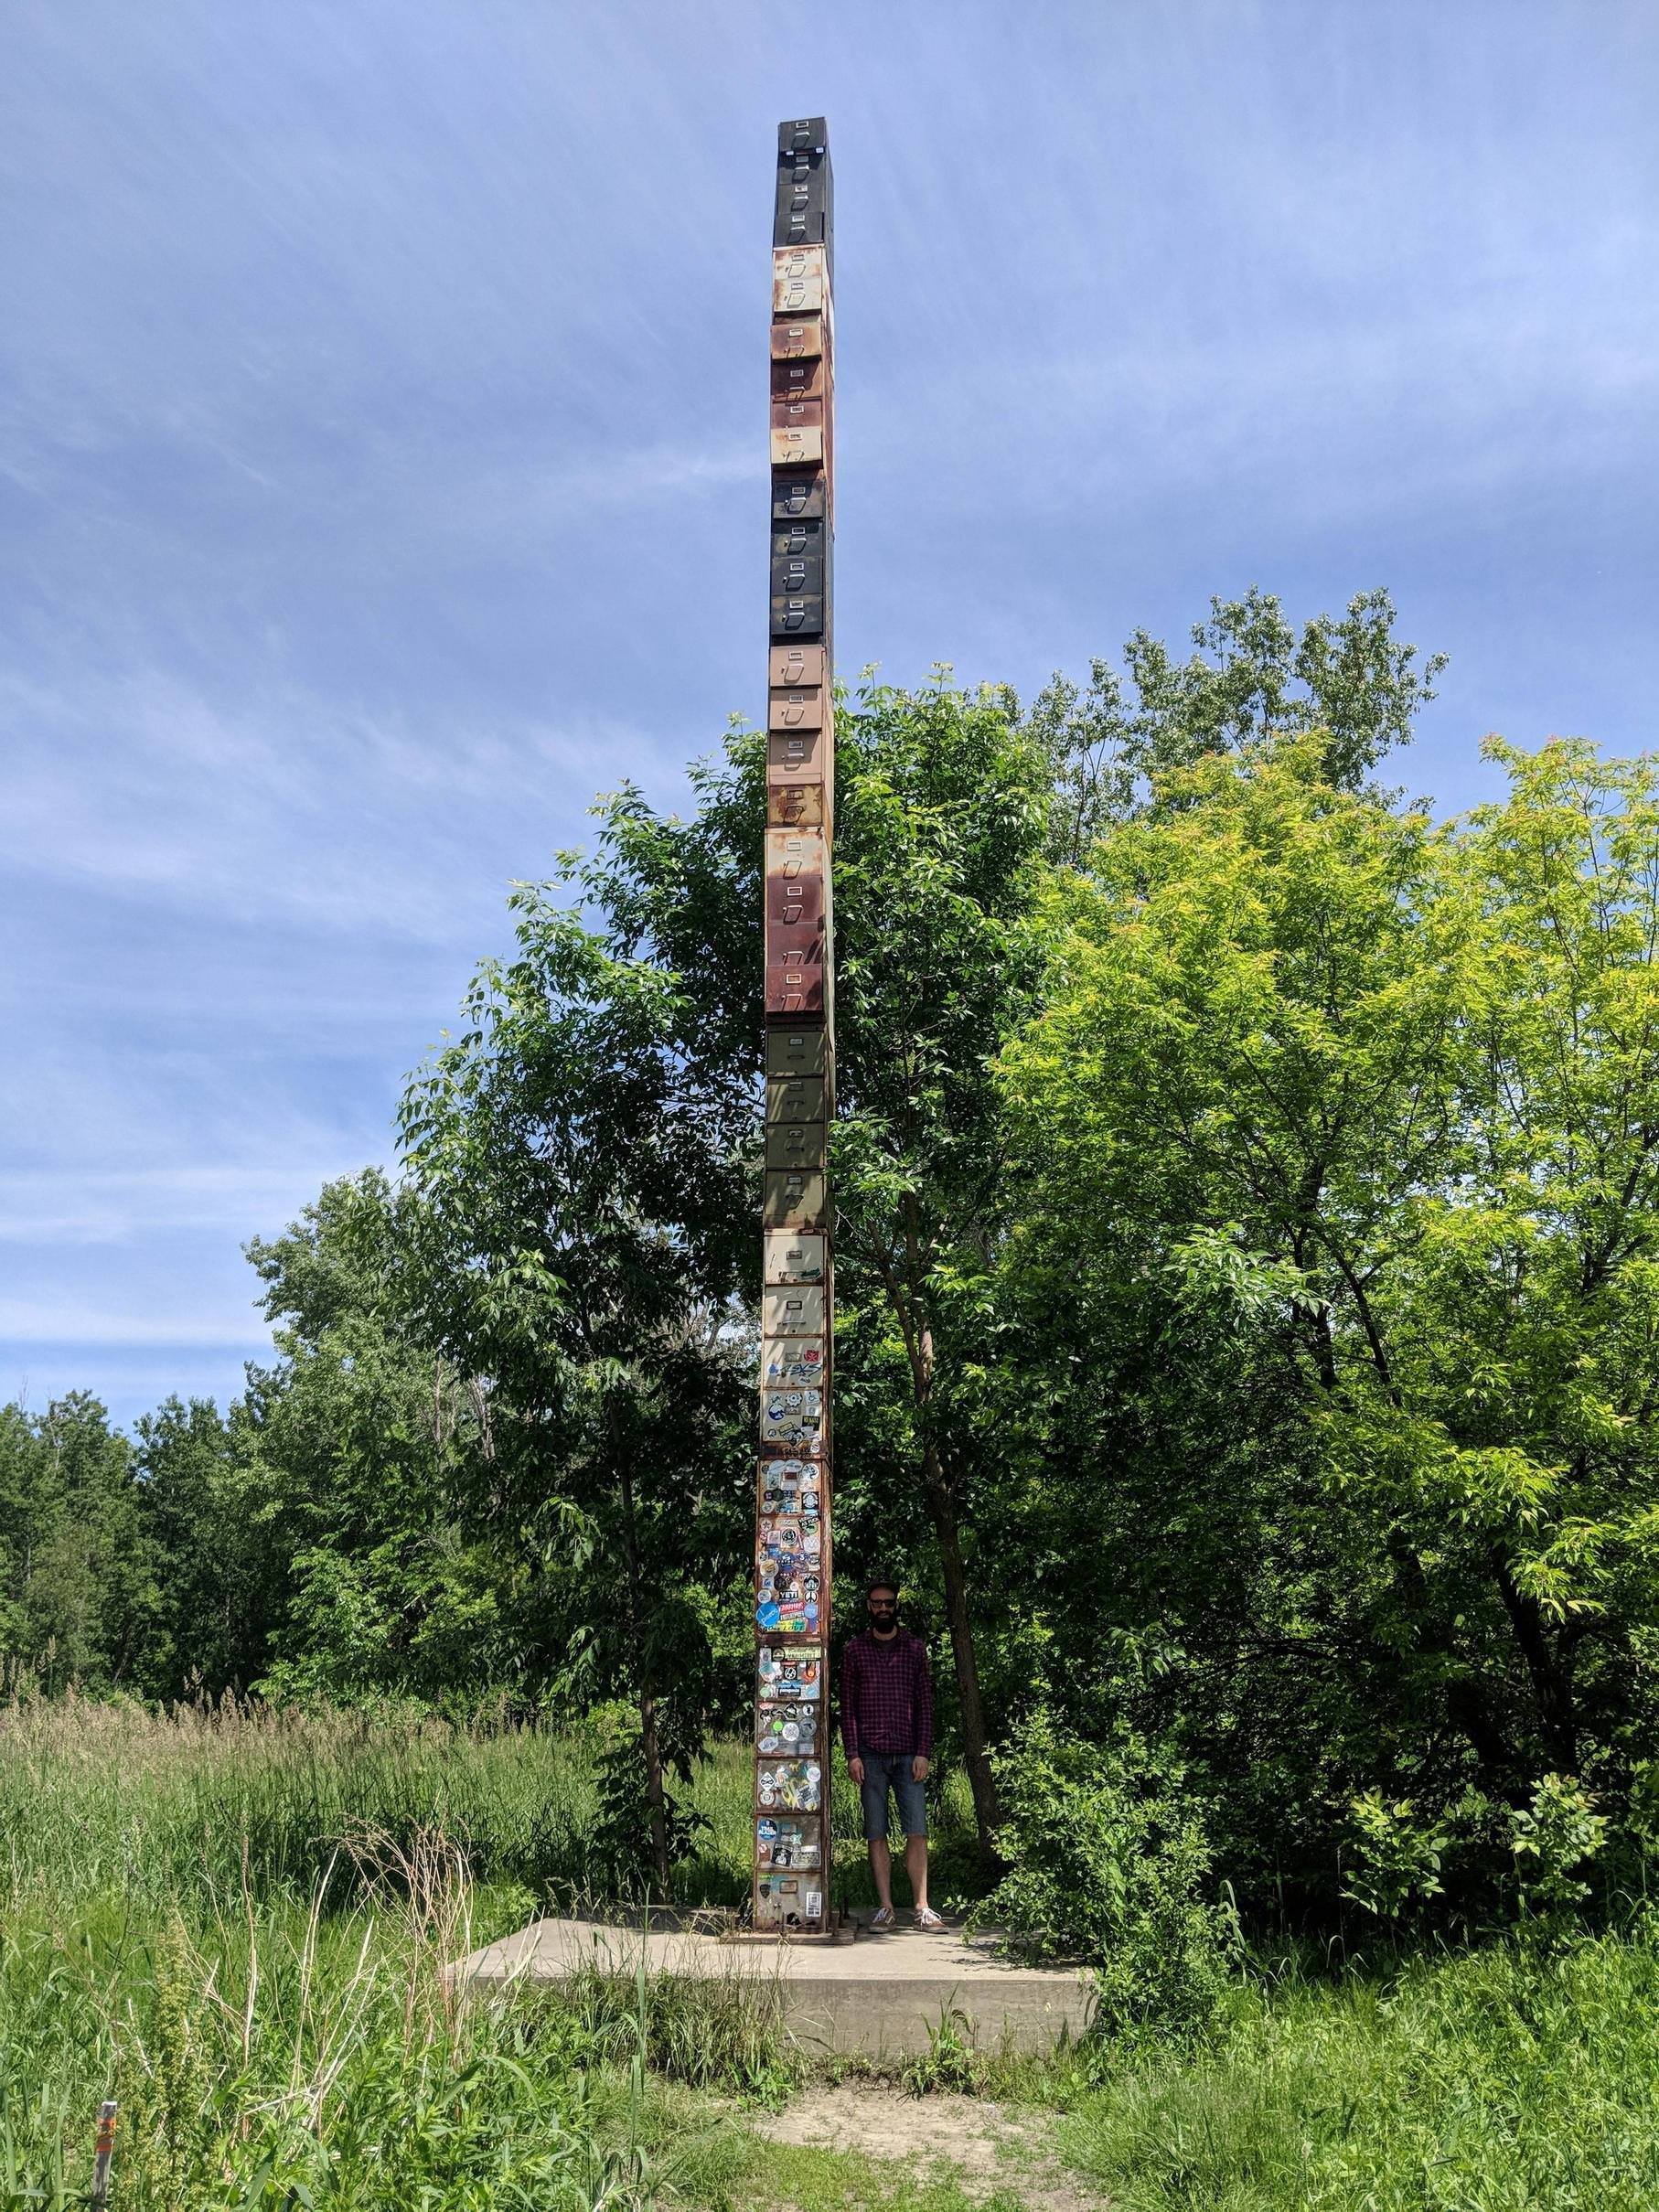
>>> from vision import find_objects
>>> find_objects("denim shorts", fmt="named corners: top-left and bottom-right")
top-left (858, 1749), bottom-right (927, 1839)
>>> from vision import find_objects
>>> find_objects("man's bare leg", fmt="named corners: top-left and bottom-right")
top-left (867, 1835), bottom-right (894, 1912)
top-left (904, 1833), bottom-right (929, 1914)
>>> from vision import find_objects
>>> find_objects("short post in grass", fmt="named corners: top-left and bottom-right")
top-left (89, 2101), bottom-right (116, 2208)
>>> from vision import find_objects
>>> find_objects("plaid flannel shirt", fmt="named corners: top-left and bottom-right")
top-left (840, 1629), bottom-right (933, 1759)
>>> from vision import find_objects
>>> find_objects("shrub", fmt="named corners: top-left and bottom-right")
top-left (972, 1715), bottom-right (1236, 2043)
top-left (1341, 1790), bottom-right (1449, 1922)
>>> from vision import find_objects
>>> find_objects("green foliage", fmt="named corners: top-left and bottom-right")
top-left (899, 2006), bottom-right (990, 2098)
top-left (1061, 1933), bottom-right (1659, 2210)
top-left (997, 724), bottom-right (1659, 1918)
top-left (974, 1714), bottom-right (1236, 2043)
top-left (1341, 1791), bottom-right (1449, 1922)
top-left (1509, 1772), bottom-right (1610, 1937)
top-left (589, 1708), bottom-right (713, 1897)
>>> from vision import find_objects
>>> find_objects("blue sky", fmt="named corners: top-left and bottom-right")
top-left (3, 0), bottom-right (1655, 1427)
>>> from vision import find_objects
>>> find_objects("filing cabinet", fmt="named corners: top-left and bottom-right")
top-left (769, 425), bottom-right (824, 471)
top-left (775, 148), bottom-right (831, 248)
top-left (765, 972), bottom-right (825, 1020)
top-left (763, 1169), bottom-right (828, 1231)
top-left (770, 591), bottom-right (825, 636)
top-left (770, 395), bottom-right (825, 437)
top-left (772, 244), bottom-right (827, 315)
top-left (769, 643), bottom-right (827, 689)
top-left (771, 549), bottom-right (826, 601)
top-left (767, 827), bottom-right (827, 877)
top-left (763, 1231), bottom-right (827, 1283)
top-left (766, 1077), bottom-right (827, 1123)
top-left (761, 114), bottom-right (834, 1935)
top-left (777, 115), bottom-right (828, 155)
top-left (765, 1027), bottom-right (829, 1080)
top-left (770, 355), bottom-right (827, 402)
top-left (765, 1120), bottom-right (827, 1170)
top-left (767, 783), bottom-right (826, 829)
top-left (767, 727), bottom-right (827, 785)
top-left (771, 472), bottom-right (829, 522)
top-left (763, 1283), bottom-right (827, 1335)
top-left (766, 873), bottom-right (824, 930)
top-left (768, 686), bottom-right (826, 731)
top-left (764, 1337), bottom-right (825, 1388)
top-left (769, 315), bottom-right (825, 361)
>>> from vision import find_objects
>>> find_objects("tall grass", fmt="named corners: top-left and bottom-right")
top-left (1061, 1932), bottom-right (1659, 2210)
top-left (0, 1696), bottom-right (769, 2207)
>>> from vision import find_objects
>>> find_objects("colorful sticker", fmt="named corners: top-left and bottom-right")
top-left (758, 1645), bottom-right (822, 1699)
top-left (763, 1339), bottom-right (825, 1388)
top-left (761, 1387), bottom-right (823, 1447)
top-left (756, 1514), bottom-right (822, 1634)
top-left (757, 1700), bottom-right (820, 1753)
top-left (760, 1458), bottom-right (822, 1514)
top-left (756, 1759), bottom-right (821, 1811)
top-left (756, 1815), bottom-right (821, 1869)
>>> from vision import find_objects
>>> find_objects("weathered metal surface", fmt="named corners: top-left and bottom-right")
top-left (765, 869), bottom-right (824, 926)
top-left (759, 1459), bottom-right (823, 1512)
top-left (765, 1119), bottom-right (826, 1170)
top-left (770, 642), bottom-right (828, 689)
top-left (767, 1077), bottom-right (827, 1123)
top-left (763, 1283), bottom-right (828, 1336)
top-left (769, 315), bottom-right (825, 360)
top-left (764, 975), bottom-right (824, 1021)
top-left (765, 1027), bottom-right (830, 1079)
top-left (771, 547), bottom-right (826, 600)
top-left (772, 244), bottom-right (828, 315)
top-left (777, 115), bottom-right (829, 155)
top-left (763, 1332), bottom-right (826, 1384)
top-left (767, 727), bottom-right (828, 784)
top-left (768, 684), bottom-right (826, 730)
top-left (762, 1168), bottom-right (828, 1231)
top-left (767, 825), bottom-right (827, 877)
top-left (775, 147), bottom-right (831, 248)
top-left (771, 470), bottom-right (829, 521)
top-left (769, 591), bottom-right (825, 636)
top-left (770, 394), bottom-right (826, 437)
top-left (767, 782), bottom-right (827, 828)
top-left (771, 355), bottom-right (827, 401)
top-left (765, 871), bottom-right (824, 932)
top-left (759, 118), bottom-right (834, 1939)
top-left (763, 1230), bottom-right (827, 1283)
top-left (769, 424), bottom-right (824, 471)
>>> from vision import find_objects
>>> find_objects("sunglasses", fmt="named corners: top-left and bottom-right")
top-left (869, 1598), bottom-right (897, 1609)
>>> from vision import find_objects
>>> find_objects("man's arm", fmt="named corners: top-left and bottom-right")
top-left (913, 1638), bottom-right (933, 1759)
top-left (840, 1640), bottom-right (862, 1763)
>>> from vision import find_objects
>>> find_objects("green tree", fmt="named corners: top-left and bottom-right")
top-left (999, 732), bottom-right (1659, 1907)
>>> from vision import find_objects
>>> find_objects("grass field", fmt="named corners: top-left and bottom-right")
top-left (5, 1697), bottom-right (1659, 2209)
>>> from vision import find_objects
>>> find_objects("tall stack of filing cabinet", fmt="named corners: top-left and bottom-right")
top-left (753, 117), bottom-right (834, 1933)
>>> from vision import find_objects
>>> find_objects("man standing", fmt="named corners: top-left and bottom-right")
top-left (840, 1577), bottom-right (943, 1929)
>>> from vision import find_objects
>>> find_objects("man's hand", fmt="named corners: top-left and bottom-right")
top-left (848, 1757), bottom-right (865, 1784)
top-left (912, 1755), bottom-right (930, 1783)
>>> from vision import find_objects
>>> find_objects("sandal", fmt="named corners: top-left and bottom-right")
top-left (914, 1906), bottom-right (945, 1929)
top-left (869, 1905), bottom-right (896, 1929)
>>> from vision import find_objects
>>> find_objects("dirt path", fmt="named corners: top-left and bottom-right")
top-left (755, 2083), bottom-right (1104, 2210)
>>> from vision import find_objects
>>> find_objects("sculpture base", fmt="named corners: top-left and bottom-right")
top-left (454, 1914), bottom-right (1093, 2057)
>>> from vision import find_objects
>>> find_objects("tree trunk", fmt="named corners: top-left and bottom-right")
top-left (923, 1439), bottom-right (1001, 1873)
top-left (638, 1680), bottom-right (672, 1898)
top-left (1494, 1554), bottom-right (1579, 1775)
top-left (616, 1454), bottom-right (673, 1897)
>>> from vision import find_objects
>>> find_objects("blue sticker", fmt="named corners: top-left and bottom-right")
top-left (756, 1601), bottom-right (781, 1629)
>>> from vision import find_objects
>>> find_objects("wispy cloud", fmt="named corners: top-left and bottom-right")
top-left (2, 0), bottom-right (1654, 1422)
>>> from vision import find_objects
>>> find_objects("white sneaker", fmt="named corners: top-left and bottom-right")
top-left (869, 1905), bottom-right (895, 1929)
top-left (914, 1906), bottom-right (944, 1929)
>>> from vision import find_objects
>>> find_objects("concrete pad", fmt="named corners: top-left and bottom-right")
top-left (455, 1915), bottom-right (1094, 2057)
